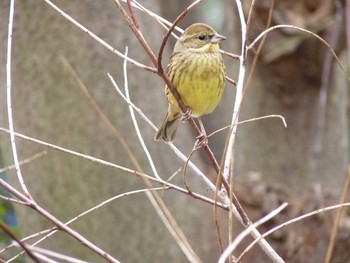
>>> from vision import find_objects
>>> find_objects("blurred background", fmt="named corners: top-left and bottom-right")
top-left (0, 0), bottom-right (349, 262)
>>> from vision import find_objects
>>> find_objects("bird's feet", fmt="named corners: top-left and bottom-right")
top-left (194, 133), bottom-right (208, 149)
top-left (180, 107), bottom-right (192, 122)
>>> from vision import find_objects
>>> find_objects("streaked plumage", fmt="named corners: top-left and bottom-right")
top-left (155, 23), bottom-right (226, 142)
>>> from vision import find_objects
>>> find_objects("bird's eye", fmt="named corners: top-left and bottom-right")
top-left (198, 35), bottom-right (206, 40)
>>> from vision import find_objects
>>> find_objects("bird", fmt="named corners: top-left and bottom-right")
top-left (154, 23), bottom-right (226, 142)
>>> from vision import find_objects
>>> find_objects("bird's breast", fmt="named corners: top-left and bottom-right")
top-left (168, 52), bottom-right (225, 117)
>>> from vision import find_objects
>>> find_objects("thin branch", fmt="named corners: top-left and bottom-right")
top-left (10, 187), bottom-right (169, 262)
top-left (16, 245), bottom-right (99, 263)
top-left (59, 56), bottom-right (154, 181)
top-left (248, 24), bottom-right (350, 83)
top-left (1, 187), bottom-right (167, 258)
top-left (218, 202), bottom-right (288, 263)
top-left (208, 114), bottom-right (287, 139)
top-left (122, 47), bottom-right (161, 180)
top-left (0, 222), bottom-right (42, 263)
top-left (225, 76), bottom-right (237, 86)
top-left (243, 0), bottom-right (274, 102)
top-left (245, 0), bottom-right (257, 41)
top-left (0, 177), bottom-right (120, 263)
top-left (131, 0), bottom-right (237, 61)
top-left (238, 202), bottom-right (350, 262)
top-left (0, 194), bottom-right (28, 205)
top-left (43, 0), bottom-right (156, 73)
top-left (0, 128), bottom-right (228, 211)
top-left (130, 0), bottom-right (183, 40)
top-left (219, 4), bottom-right (250, 238)
top-left (221, 50), bottom-right (241, 60)
top-left (114, 0), bottom-right (158, 65)
top-left (127, 0), bottom-right (139, 30)
top-left (6, 0), bottom-right (31, 198)
top-left (157, 0), bottom-right (202, 72)
top-left (324, 167), bottom-right (350, 263)
top-left (0, 151), bottom-right (47, 173)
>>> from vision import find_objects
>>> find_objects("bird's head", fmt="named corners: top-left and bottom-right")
top-left (174, 23), bottom-right (226, 53)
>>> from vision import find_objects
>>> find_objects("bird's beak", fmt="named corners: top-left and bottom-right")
top-left (211, 33), bottom-right (226, 44)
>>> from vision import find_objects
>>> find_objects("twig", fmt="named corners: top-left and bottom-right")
top-left (157, 0), bottom-right (202, 72)
top-left (208, 114), bottom-right (287, 141)
top-left (0, 151), bottom-right (47, 173)
top-left (6, 0), bottom-right (31, 198)
top-left (10, 187), bottom-right (168, 262)
top-left (245, 0), bottom-right (257, 41)
top-left (243, 0), bottom-right (274, 103)
top-left (43, 0), bottom-right (156, 73)
top-left (127, 0), bottom-right (139, 30)
top-left (222, 0), bottom-right (247, 182)
top-left (1, 187), bottom-right (168, 258)
top-left (0, 228), bottom-right (52, 255)
top-left (237, 202), bottom-right (350, 262)
top-left (248, 24), bottom-right (350, 83)
top-left (129, 0), bottom-right (183, 37)
top-left (0, 222), bottom-right (42, 263)
top-left (131, 0), bottom-right (237, 62)
top-left (114, 0), bottom-right (158, 65)
top-left (0, 177), bottom-right (120, 263)
top-left (0, 194), bottom-right (28, 205)
top-left (225, 76), bottom-right (237, 86)
top-left (122, 47), bottom-right (161, 180)
top-left (182, 147), bottom-right (199, 194)
top-left (221, 50), bottom-right (240, 60)
top-left (0, 128), bottom-right (228, 210)
top-left (221, 5), bottom-right (249, 253)
top-left (13, 245), bottom-right (92, 263)
top-left (324, 167), bottom-right (350, 263)
top-left (218, 202), bottom-right (288, 263)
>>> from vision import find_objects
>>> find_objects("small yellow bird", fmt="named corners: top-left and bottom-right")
top-left (155, 23), bottom-right (226, 142)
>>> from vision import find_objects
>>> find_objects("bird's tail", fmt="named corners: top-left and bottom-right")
top-left (154, 113), bottom-right (180, 142)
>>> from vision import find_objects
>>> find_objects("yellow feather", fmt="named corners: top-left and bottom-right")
top-left (155, 23), bottom-right (226, 142)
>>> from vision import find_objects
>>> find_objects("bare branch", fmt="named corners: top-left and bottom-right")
top-left (219, 202), bottom-right (288, 263)
top-left (237, 202), bottom-right (350, 262)
top-left (0, 128), bottom-right (228, 210)
top-left (324, 167), bottom-right (350, 263)
top-left (127, 0), bottom-right (139, 30)
top-left (43, 0), bottom-right (156, 72)
top-left (6, 0), bottom-right (31, 198)
top-left (114, 0), bottom-right (158, 65)
top-left (0, 222), bottom-right (41, 263)
top-left (248, 24), bottom-right (350, 83)
top-left (0, 151), bottom-right (47, 173)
